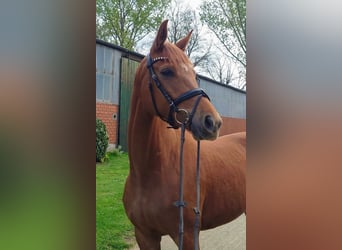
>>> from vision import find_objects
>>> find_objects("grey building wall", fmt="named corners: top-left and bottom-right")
top-left (96, 43), bottom-right (122, 105)
top-left (198, 77), bottom-right (246, 119)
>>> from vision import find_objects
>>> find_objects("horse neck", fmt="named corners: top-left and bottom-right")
top-left (128, 95), bottom-right (179, 175)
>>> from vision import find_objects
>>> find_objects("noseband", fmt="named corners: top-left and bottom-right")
top-left (146, 54), bottom-right (210, 128)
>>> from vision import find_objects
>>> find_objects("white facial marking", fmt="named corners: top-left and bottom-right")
top-left (180, 63), bottom-right (189, 72)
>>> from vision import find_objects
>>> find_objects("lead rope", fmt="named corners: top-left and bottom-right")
top-left (193, 140), bottom-right (201, 250)
top-left (175, 96), bottom-right (203, 250)
top-left (176, 125), bottom-right (201, 250)
top-left (175, 123), bottom-right (186, 250)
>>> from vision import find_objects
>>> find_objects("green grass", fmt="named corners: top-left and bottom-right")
top-left (96, 153), bottom-right (135, 250)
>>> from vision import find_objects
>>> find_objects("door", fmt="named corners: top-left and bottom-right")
top-left (119, 57), bottom-right (140, 151)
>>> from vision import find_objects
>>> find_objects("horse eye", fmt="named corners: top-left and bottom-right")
top-left (160, 68), bottom-right (174, 77)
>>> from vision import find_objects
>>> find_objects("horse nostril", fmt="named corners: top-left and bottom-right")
top-left (204, 115), bottom-right (214, 131)
top-left (217, 119), bottom-right (222, 129)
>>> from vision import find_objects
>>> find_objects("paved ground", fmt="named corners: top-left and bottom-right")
top-left (130, 214), bottom-right (246, 250)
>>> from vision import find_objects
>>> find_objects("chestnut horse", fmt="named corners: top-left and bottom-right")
top-left (123, 20), bottom-right (246, 250)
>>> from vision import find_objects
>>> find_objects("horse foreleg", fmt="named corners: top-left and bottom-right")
top-left (135, 227), bottom-right (161, 250)
top-left (170, 231), bottom-right (198, 250)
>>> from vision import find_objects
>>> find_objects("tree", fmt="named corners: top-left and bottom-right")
top-left (206, 54), bottom-right (234, 85)
top-left (200, 0), bottom-right (246, 89)
top-left (166, 2), bottom-right (212, 69)
top-left (96, 0), bottom-right (169, 50)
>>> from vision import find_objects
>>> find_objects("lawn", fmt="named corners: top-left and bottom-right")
top-left (96, 152), bottom-right (135, 250)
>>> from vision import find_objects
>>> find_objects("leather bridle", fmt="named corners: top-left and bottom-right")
top-left (146, 53), bottom-right (208, 250)
top-left (146, 53), bottom-right (210, 128)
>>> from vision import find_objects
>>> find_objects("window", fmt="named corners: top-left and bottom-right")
top-left (96, 45), bottom-right (115, 103)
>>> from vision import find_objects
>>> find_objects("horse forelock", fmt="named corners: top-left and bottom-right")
top-left (151, 41), bottom-right (193, 70)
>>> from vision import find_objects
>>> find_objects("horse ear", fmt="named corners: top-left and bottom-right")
top-left (175, 30), bottom-right (193, 51)
top-left (152, 20), bottom-right (169, 52)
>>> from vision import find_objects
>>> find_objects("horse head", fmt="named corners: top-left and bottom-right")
top-left (138, 20), bottom-right (222, 140)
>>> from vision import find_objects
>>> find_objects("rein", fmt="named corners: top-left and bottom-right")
top-left (176, 123), bottom-right (201, 250)
top-left (146, 54), bottom-right (206, 250)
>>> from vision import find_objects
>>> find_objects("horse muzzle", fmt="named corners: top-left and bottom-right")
top-left (190, 113), bottom-right (222, 141)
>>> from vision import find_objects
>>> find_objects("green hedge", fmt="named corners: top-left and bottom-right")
top-left (96, 118), bottom-right (109, 162)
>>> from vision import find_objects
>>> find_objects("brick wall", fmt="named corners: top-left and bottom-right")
top-left (96, 102), bottom-right (119, 144)
top-left (219, 116), bottom-right (246, 136)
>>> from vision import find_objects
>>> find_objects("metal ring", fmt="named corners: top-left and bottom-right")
top-left (175, 109), bottom-right (189, 125)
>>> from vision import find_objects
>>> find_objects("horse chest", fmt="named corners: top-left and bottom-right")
top-left (125, 174), bottom-right (178, 226)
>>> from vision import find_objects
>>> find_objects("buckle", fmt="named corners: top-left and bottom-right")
top-left (174, 109), bottom-right (189, 125)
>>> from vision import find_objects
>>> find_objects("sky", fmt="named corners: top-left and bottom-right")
top-left (180, 0), bottom-right (203, 9)
top-left (136, 0), bottom-right (245, 89)
top-left (136, 0), bottom-right (204, 55)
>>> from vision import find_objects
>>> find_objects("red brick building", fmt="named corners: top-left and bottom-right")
top-left (96, 103), bottom-right (119, 145)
